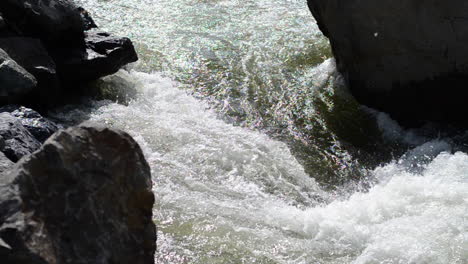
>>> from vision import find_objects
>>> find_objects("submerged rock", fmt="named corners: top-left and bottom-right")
top-left (0, 124), bottom-right (156, 264)
top-left (86, 72), bottom-right (139, 105)
top-left (0, 112), bottom-right (40, 162)
top-left (307, 0), bottom-right (468, 126)
top-left (0, 105), bottom-right (60, 143)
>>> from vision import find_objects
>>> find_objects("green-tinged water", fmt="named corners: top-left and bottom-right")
top-left (52, 0), bottom-right (468, 263)
top-left (77, 0), bottom-right (388, 186)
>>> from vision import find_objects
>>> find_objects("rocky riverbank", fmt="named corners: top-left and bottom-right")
top-left (0, 1), bottom-right (156, 263)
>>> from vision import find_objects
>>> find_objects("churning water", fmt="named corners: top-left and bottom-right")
top-left (57, 0), bottom-right (467, 263)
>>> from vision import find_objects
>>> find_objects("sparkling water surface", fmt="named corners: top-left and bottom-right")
top-left (57, 1), bottom-right (468, 263)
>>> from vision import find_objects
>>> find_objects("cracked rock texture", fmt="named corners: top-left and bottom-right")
top-left (0, 124), bottom-right (156, 264)
top-left (308, 0), bottom-right (468, 126)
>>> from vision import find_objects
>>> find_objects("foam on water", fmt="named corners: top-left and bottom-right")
top-left (269, 151), bottom-right (467, 264)
top-left (64, 0), bottom-right (468, 262)
top-left (53, 71), bottom-right (468, 263)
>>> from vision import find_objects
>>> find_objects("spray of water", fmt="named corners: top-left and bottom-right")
top-left (52, 70), bottom-right (467, 263)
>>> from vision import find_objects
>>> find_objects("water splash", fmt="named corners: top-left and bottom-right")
top-left (52, 70), bottom-right (468, 263)
top-left (75, 0), bottom-right (377, 187)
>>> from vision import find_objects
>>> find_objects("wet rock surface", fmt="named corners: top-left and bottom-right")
top-left (0, 112), bottom-right (40, 162)
top-left (0, 124), bottom-right (156, 264)
top-left (0, 105), bottom-right (59, 162)
top-left (0, 105), bottom-right (60, 143)
top-left (307, 0), bottom-right (468, 127)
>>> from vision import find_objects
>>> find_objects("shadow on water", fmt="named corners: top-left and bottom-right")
top-left (48, 73), bottom-right (139, 127)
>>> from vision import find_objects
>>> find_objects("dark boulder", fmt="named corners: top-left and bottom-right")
top-left (0, 124), bottom-right (156, 264)
top-left (0, 38), bottom-right (60, 105)
top-left (0, 38), bottom-right (56, 76)
top-left (0, 48), bottom-right (37, 103)
top-left (307, 0), bottom-right (468, 126)
top-left (0, 0), bottom-right (85, 49)
top-left (0, 112), bottom-right (40, 162)
top-left (0, 105), bottom-right (60, 143)
top-left (57, 31), bottom-right (138, 83)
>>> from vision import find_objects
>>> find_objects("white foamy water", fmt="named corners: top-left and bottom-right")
top-left (63, 0), bottom-right (468, 262)
top-left (54, 71), bottom-right (468, 263)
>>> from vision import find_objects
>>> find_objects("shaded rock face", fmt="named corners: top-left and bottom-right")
top-left (60, 31), bottom-right (138, 82)
top-left (0, 38), bottom-right (59, 105)
top-left (307, 0), bottom-right (468, 126)
top-left (0, 48), bottom-right (37, 101)
top-left (0, 0), bottom-right (138, 108)
top-left (0, 125), bottom-right (156, 264)
top-left (0, 0), bottom-right (86, 48)
top-left (78, 7), bottom-right (98, 31)
top-left (0, 151), bottom-right (13, 174)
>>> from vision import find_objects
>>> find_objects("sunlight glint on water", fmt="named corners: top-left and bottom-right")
top-left (66, 0), bottom-right (468, 263)
top-left (54, 71), bottom-right (467, 263)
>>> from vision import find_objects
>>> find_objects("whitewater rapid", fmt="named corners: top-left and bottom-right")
top-left (63, 0), bottom-right (468, 262)
top-left (53, 70), bottom-right (467, 264)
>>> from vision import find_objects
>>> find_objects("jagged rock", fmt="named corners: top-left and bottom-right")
top-left (0, 105), bottom-right (60, 143)
top-left (0, 112), bottom-right (40, 162)
top-left (0, 49), bottom-right (37, 104)
top-left (78, 7), bottom-right (98, 31)
top-left (0, 124), bottom-right (156, 264)
top-left (0, 0), bottom-right (85, 48)
top-left (307, 0), bottom-right (468, 126)
top-left (0, 38), bottom-right (60, 104)
top-left (58, 31), bottom-right (138, 82)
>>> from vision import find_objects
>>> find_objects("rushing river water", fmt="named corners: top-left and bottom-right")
top-left (54, 0), bottom-right (467, 263)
